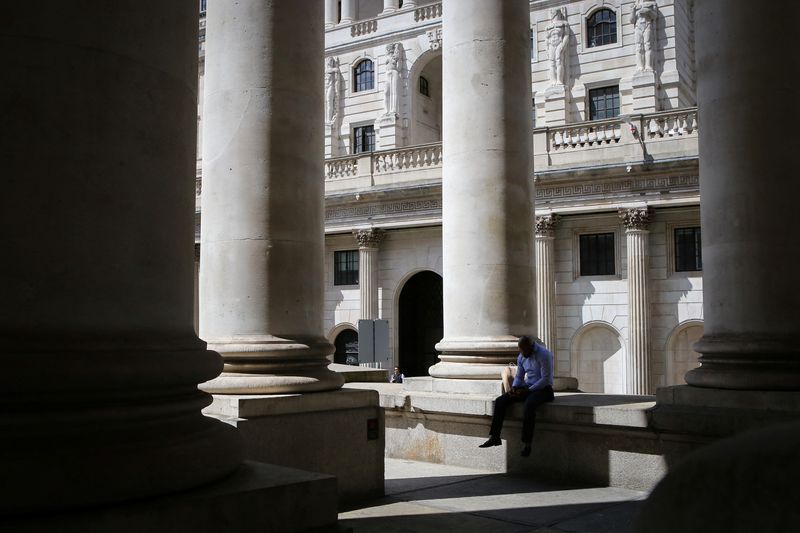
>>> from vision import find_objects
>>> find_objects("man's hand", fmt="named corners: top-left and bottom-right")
top-left (509, 386), bottom-right (527, 397)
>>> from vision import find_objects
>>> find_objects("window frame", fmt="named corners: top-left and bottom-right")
top-left (668, 223), bottom-right (703, 275)
top-left (333, 249), bottom-right (359, 286)
top-left (572, 225), bottom-right (622, 281)
top-left (352, 124), bottom-right (375, 154)
top-left (585, 8), bottom-right (618, 49)
top-left (588, 85), bottom-right (621, 121)
top-left (353, 59), bottom-right (375, 93)
top-left (419, 75), bottom-right (430, 97)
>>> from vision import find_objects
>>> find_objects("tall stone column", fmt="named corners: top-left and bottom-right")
top-left (356, 229), bottom-right (386, 320)
top-left (325, 0), bottom-right (338, 28)
top-left (200, 0), bottom-right (343, 394)
top-left (621, 208), bottom-right (652, 395)
top-left (340, 0), bottom-right (355, 24)
top-left (432, 0), bottom-right (535, 379)
top-left (686, 0), bottom-right (800, 390)
top-left (0, 1), bottom-right (242, 515)
top-left (382, 0), bottom-right (400, 15)
top-left (535, 215), bottom-right (559, 354)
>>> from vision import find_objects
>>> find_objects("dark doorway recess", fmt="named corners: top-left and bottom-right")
top-left (334, 329), bottom-right (359, 365)
top-left (398, 271), bottom-right (443, 377)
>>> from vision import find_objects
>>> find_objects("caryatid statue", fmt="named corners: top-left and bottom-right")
top-left (383, 43), bottom-right (403, 117)
top-left (630, 0), bottom-right (658, 71)
top-left (546, 8), bottom-right (569, 86)
top-left (324, 56), bottom-right (339, 124)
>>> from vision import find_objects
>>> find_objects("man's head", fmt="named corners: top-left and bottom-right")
top-left (518, 336), bottom-right (535, 358)
top-left (394, 367), bottom-right (401, 373)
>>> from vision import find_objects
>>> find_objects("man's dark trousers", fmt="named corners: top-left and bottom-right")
top-left (489, 386), bottom-right (554, 443)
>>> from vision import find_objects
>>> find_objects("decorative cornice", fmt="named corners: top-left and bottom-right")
top-left (535, 214), bottom-right (560, 236)
top-left (354, 228), bottom-right (386, 248)
top-left (619, 207), bottom-right (652, 230)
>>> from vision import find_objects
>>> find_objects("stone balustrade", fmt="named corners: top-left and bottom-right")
top-left (325, 155), bottom-right (360, 179)
top-left (646, 109), bottom-right (698, 138)
top-left (550, 119), bottom-right (622, 149)
top-left (350, 19), bottom-right (378, 37)
top-left (415, 3), bottom-right (442, 21)
top-left (374, 143), bottom-right (443, 173)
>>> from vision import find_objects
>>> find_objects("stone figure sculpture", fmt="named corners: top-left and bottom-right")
top-left (546, 8), bottom-right (569, 86)
top-left (383, 43), bottom-right (403, 117)
top-left (630, 0), bottom-right (658, 71)
top-left (324, 56), bottom-right (339, 123)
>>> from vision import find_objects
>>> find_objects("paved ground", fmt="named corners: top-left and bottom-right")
top-left (339, 459), bottom-right (647, 533)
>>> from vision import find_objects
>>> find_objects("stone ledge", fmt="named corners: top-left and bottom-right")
top-left (329, 363), bottom-right (388, 383)
top-left (403, 376), bottom-right (580, 395)
top-left (1, 461), bottom-right (337, 533)
top-left (205, 387), bottom-right (379, 419)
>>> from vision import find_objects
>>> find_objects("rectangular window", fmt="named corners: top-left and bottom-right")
top-left (334, 250), bottom-right (359, 286)
top-left (675, 227), bottom-right (702, 272)
top-left (199, 0), bottom-right (207, 14)
top-left (589, 86), bottom-right (620, 120)
top-left (580, 233), bottom-right (615, 276)
top-left (353, 125), bottom-right (375, 154)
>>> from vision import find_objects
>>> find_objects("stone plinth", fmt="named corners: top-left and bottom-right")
top-left (630, 70), bottom-right (657, 114)
top-left (2, 462), bottom-right (337, 533)
top-left (204, 388), bottom-right (384, 503)
top-left (376, 113), bottom-right (403, 150)
top-left (543, 84), bottom-right (568, 125)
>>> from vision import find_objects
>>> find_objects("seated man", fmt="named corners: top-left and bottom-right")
top-left (479, 335), bottom-right (554, 457)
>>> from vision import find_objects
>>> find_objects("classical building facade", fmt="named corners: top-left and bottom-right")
top-left (196, 0), bottom-right (700, 394)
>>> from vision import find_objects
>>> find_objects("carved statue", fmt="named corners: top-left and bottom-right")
top-left (630, 0), bottom-right (658, 72)
top-left (324, 56), bottom-right (339, 124)
top-left (546, 8), bottom-right (569, 86)
top-left (383, 43), bottom-right (403, 117)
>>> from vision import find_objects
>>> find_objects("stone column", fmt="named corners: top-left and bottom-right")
top-left (535, 215), bottom-right (559, 354)
top-left (621, 208), bottom-right (652, 395)
top-left (200, 0), bottom-right (343, 394)
top-left (382, 0), bottom-right (400, 15)
top-left (356, 229), bottom-right (386, 320)
top-left (325, 0), bottom-right (338, 28)
top-left (432, 0), bottom-right (535, 379)
top-left (0, 1), bottom-right (242, 515)
top-left (340, 0), bottom-right (355, 24)
top-left (686, 0), bottom-right (800, 390)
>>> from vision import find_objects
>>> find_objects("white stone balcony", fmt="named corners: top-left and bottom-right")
top-left (322, 108), bottom-right (698, 194)
top-left (326, 2), bottom-right (442, 49)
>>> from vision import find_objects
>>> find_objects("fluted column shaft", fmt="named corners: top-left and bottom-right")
top-left (340, 0), bottom-right (355, 24)
top-left (432, 0), bottom-right (535, 379)
top-left (621, 208), bottom-right (652, 395)
top-left (356, 229), bottom-right (386, 320)
top-left (200, 0), bottom-right (342, 393)
top-left (0, 1), bottom-right (241, 515)
top-left (686, 0), bottom-right (800, 390)
top-left (325, 0), bottom-right (338, 28)
top-left (535, 216), bottom-right (559, 355)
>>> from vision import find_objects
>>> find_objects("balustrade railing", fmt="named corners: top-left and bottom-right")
top-left (414, 3), bottom-right (442, 21)
top-left (325, 156), bottom-right (359, 179)
top-left (645, 109), bottom-right (698, 138)
top-left (351, 19), bottom-right (378, 37)
top-left (374, 143), bottom-right (442, 173)
top-left (550, 119), bottom-right (622, 149)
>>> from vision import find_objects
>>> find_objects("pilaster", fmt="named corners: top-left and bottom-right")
top-left (355, 228), bottom-right (386, 320)
top-left (535, 215), bottom-right (559, 355)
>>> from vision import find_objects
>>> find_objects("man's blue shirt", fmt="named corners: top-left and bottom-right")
top-left (511, 343), bottom-right (554, 391)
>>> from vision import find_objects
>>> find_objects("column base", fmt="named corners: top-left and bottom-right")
top-left (2, 461), bottom-right (338, 533)
top-left (686, 334), bottom-right (800, 390)
top-left (431, 337), bottom-right (520, 379)
top-left (202, 336), bottom-right (344, 393)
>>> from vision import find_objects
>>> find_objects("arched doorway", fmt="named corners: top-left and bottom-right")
top-left (409, 53), bottom-right (442, 145)
top-left (572, 323), bottom-right (626, 394)
top-left (334, 329), bottom-right (359, 365)
top-left (398, 271), bottom-right (443, 377)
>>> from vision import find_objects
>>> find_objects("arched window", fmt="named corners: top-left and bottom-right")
top-left (587, 9), bottom-right (617, 48)
top-left (353, 59), bottom-right (374, 92)
top-left (419, 76), bottom-right (429, 96)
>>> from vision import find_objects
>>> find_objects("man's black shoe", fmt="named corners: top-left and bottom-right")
top-left (520, 444), bottom-right (532, 457)
top-left (478, 436), bottom-right (501, 448)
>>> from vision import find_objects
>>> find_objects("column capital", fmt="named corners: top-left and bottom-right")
top-left (535, 214), bottom-right (560, 237)
top-left (619, 207), bottom-right (652, 230)
top-left (354, 228), bottom-right (386, 248)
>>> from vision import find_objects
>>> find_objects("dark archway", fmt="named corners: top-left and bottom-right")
top-left (334, 329), bottom-right (359, 365)
top-left (398, 271), bottom-right (443, 377)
